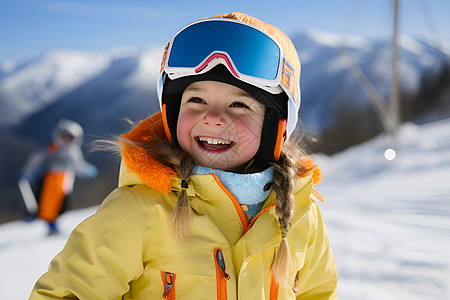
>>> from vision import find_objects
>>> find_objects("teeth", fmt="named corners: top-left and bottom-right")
top-left (199, 137), bottom-right (232, 145)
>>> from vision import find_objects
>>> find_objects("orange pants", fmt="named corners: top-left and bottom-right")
top-left (37, 171), bottom-right (71, 223)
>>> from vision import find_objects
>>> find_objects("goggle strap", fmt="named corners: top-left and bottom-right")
top-left (160, 42), bottom-right (170, 73)
top-left (281, 60), bottom-right (299, 108)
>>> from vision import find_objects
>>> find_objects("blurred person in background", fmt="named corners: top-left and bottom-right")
top-left (18, 118), bottom-right (98, 235)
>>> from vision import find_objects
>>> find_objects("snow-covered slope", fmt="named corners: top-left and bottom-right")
top-left (1, 117), bottom-right (449, 300)
top-left (317, 117), bottom-right (450, 299)
top-left (0, 207), bottom-right (98, 299)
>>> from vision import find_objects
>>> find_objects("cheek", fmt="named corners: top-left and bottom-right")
top-left (176, 111), bottom-right (195, 151)
top-left (235, 117), bottom-right (263, 155)
top-left (238, 115), bottom-right (264, 140)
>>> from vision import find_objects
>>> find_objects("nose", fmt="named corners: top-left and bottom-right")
top-left (203, 107), bottom-right (226, 127)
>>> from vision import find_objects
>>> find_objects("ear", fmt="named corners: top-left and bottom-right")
top-left (162, 104), bottom-right (173, 143)
top-left (273, 118), bottom-right (287, 161)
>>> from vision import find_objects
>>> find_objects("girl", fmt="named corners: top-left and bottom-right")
top-left (29, 12), bottom-right (338, 299)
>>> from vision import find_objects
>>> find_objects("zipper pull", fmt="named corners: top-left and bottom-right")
top-left (163, 272), bottom-right (174, 298)
top-left (216, 249), bottom-right (230, 280)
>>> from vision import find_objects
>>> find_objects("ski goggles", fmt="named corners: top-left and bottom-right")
top-left (159, 18), bottom-right (300, 109)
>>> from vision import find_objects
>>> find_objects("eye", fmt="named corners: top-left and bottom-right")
top-left (187, 97), bottom-right (206, 104)
top-left (230, 101), bottom-right (251, 109)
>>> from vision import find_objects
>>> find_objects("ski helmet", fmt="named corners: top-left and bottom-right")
top-left (52, 118), bottom-right (84, 147)
top-left (157, 12), bottom-right (301, 167)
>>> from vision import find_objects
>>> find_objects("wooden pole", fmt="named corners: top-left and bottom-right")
top-left (390, 0), bottom-right (400, 149)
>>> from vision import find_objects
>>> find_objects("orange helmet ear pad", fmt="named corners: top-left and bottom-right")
top-left (273, 119), bottom-right (287, 161)
top-left (161, 104), bottom-right (172, 143)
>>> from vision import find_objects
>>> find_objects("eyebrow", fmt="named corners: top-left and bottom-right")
top-left (183, 86), bottom-right (203, 93)
top-left (184, 86), bottom-right (253, 98)
top-left (232, 89), bottom-right (253, 98)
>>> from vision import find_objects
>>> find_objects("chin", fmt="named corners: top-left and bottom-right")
top-left (197, 159), bottom-right (235, 171)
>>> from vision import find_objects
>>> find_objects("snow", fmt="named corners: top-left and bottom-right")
top-left (122, 47), bottom-right (162, 90)
top-left (316, 118), bottom-right (450, 299)
top-left (0, 46), bottom-right (162, 131)
top-left (399, 35), bottom-right (428, 56)
top-left (0, 50), bottom-right (110, 128)
top-left (0, 60), bottom-right (17, 73)
top-left (0, 206), bottom-right (98, 299)
top-left (1, 118), bottom-right (449, 299)
top-left (304, 28), bottom-right (371, 50)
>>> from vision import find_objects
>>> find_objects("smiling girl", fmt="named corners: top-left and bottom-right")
top-left (177, 80), bottom-right (266, 171)
top-left (29, 12), bottom-right (338, 300)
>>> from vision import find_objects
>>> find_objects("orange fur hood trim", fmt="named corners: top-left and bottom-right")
top-left (120, 112), bottom-right (322, 194)
top-left (121, 112), bottom-right (177, 194)
top-left (298, 157), bottom-right (322, 185)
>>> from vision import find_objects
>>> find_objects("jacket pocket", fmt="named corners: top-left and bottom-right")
top-left (161, 271), bottom-right (176, 300)
top-left (214, 248), bottom-right (230, 300)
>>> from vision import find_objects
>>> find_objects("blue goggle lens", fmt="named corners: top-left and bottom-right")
top-left (168, 20), bottom-right (281, 80)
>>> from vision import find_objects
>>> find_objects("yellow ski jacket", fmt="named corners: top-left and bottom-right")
top-left (29, 113), bottom-right (338, 299)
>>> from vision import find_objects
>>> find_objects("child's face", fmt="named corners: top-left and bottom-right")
top-left (177, 81), bottom-right (265, 171)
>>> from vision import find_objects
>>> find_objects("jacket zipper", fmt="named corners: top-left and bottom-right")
top-left (161, 271), bottom-right (176, 300)
top-left (248, 204), bottom-right (277, 228)
top-left (214, 248), bottom-right (230, 300)
top-left (211, 174), bottom-right (249, 233)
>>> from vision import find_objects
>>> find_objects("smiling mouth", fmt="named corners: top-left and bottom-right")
top-left (196, 136), bottom-right (235, 152)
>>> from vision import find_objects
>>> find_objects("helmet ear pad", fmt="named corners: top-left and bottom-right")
top-left (161, 65), bottom-right (288, 168)
top-left (251, 89), bottom-right (288, 167)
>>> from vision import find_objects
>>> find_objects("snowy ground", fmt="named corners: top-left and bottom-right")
top-left (0, 207), bottom-right (97, 299)
top-left (1, 118), bottom-right (449, 299)
top-left (317, 118), bottom-right (450, 299)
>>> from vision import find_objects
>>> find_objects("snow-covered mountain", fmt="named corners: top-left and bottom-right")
top-left (1, 31), bottom-right (449, 139)
top-left (1, 117), bottom-right (448, 300)
top-left (0, 30), bottom-right (449, 222)
top-left (293, 30), bottom-right (450, 150)
top-left (0, 46), bottom-right (162, 139)
top-left (0, 50), bottom-right (110, 128)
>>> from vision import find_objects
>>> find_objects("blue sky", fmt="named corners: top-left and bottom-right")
top-left (1, 0), bottom-right (449, 63)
